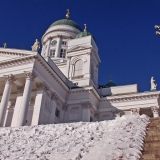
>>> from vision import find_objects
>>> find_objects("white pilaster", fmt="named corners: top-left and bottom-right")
top-left (31, 82), bottom-right (48, 125)
top-left (151, 106), bottom-right (159, 118)
top-left (17, 71), bottom-right (36, 126)
top-left (55, 35), bottom-right (62, 57)
top-left (0, 74), bottom-right (15, 127)
top-left (81, 102), bottom-right (91, 122)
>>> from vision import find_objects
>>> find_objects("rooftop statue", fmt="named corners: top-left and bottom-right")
top-left (151, 76), bottom-right (157, 90)
top-left (31, 39), bottom-right (40, 52)
top-left (3, 43), bottom-right (7, 48)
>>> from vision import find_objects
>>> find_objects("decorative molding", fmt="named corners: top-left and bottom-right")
top-left (105, 94), bottom-right (160, 103)
top-left (131, 108), bottom-right (140, 115)
top-left (67, 46), bottom-right (91, 53)
top-left (0, 51), bottom-right (31, 57)
top-left (24, 71), bottom-right (37, 81)
top-left (0, 56), bottom-right (37, 69)
top-left (4, 74), bottom-right (16, 84)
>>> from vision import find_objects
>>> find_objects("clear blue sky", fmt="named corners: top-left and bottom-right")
top-left (0, 0), bottom-right (160, 92)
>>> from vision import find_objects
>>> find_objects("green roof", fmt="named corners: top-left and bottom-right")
top-left (49, 19), bottom-right (82, 31)
top-left (105, 81), bottom-right (117, 87)
top-left (75, 31), bottom-right (91, 38)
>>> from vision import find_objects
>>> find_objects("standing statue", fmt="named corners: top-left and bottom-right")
top-left (151, 76), bottom-right (157, 90)
top-left (31, 39), bottom-right (40, 52)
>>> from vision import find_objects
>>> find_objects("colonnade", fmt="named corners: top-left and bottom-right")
top-left (0, 71), bottom-right (60, 127)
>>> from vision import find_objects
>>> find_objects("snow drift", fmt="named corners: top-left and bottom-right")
top-left (0, 115), bottom-right (149, 160)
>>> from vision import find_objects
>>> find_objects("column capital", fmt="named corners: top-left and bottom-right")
top-left (131, 108), bottom-right (140, 115)
top-left (36, 82), bottom-right (49, 92)
top-left (4, 74), bottom-right (15, 84)
top-left (24, 71), bottom-right (37, 81)
top-left (151, 106), bottom-right (159, 113)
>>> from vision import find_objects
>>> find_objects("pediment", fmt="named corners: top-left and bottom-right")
top-left (67, 46), bottom-right (91, 53)
top-left (0, 53), bottom-right (22, 61)
top-left (0, 48), bottom-right (36, 62)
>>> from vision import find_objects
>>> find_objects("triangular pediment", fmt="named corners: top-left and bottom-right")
top-left (0, 48), bottom-right (37, 62)
top-left (67, 46), bottom-right (91, 53)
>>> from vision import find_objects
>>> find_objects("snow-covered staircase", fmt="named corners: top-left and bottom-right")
top-left (142, 118), bottom-right (160, 160)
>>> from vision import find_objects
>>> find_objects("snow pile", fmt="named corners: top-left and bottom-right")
top-left (0, 115), bottom-right (149, 160)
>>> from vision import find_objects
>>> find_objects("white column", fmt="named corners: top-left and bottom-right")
top-left (3, 100), bottom-right (15, 127)
top-left (46, 37), bottom-right (52, 57)
top-left (0, 74), bottom-right (15, 127)
top-left (151, 106), bottom-right (159, 117)
top-left (55, 35), bottom-right (62, 58)
top-left (31, 83), bottom-right (48, 125)
top-left (81, 102), bottom-right (91, 122)
top-left (17, 71), bottom-right (36, 126)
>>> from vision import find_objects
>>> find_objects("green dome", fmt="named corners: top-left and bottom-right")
top-left (75, 31), bottom-right (92, 39)
top-left (49, 19), bottom-right (82, 31)
top-left (105, 81), bottom-right (117, 87)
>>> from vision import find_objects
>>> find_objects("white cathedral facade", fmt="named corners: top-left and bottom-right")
top-left (0, 11), bottom-right (159, 127)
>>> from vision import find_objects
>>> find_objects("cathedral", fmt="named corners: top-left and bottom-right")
top-left (0, 10), bottom-right (159, 127)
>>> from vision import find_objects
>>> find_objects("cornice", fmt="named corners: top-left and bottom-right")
top-left (0, 55), bottom-right (37, 69)
top-left (67, 46), bottom-right (91, 53)
top-left (0, 48), bottom-right (36, 56)
top-left (101, 93), bottom-right (160, 103)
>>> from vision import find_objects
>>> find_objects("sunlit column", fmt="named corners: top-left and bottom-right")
top-left (0, 74), bottom-right (15, 127)
top-left (17, 71), bottom-right (36, 126)
top-left (55, 35), bottom-right (62, 57)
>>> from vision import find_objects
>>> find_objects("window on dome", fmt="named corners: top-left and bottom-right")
top-left (62, 41), bottom-right (67, 45)
top-left (50, 49), bottom-right (55, 57)
top-left (74, 59), bottom-right (83, 76)
top-left (60, 49), bottom-right (66, 58)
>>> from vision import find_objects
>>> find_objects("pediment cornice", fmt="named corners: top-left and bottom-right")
top-left (0, 48), bottom-right (36, 57)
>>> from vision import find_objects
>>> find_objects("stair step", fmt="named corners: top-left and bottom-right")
top-left (146, 131), bottom-right (160, 136)
top-left (145, 136), bottom-right (160, 141)
top-left (143, 149), bottom-right (160, 154)
top-left (144, 140), bottom-right (160, 147)
top-left (142, 153), bottom-right (160, 159)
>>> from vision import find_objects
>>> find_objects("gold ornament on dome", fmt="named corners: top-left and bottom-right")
top-left (66, 9), bottom-right (70, 19)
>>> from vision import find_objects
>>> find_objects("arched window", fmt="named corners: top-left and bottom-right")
top-left (74, 59), bottom-right (83, 76)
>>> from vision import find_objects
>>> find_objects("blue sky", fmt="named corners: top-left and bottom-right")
top-left (0, 0), bottom-right (160, 92)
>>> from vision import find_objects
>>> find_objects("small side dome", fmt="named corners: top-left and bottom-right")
top-left (75, 31), bottom-right (92, 38)
top-left (75, 24), bottom-right (94, 39)
top-left (105, 81), bottom-right (117, 87)
top-left (49, 19), bottom-right (82, 31)
top-left (105, 75), bottom-right (116, 87)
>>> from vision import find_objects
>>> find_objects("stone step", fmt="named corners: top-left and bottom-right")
top-left (144, 140), bottom-right (160, 147)
top-left (146, 131), bottom-right (160, 136)
top-left (145, 136), bottom-right (160, 141)
top-left (143, 148), bottom-right (160, 154)
top-left (142, 153), bottom-right (160, 159)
